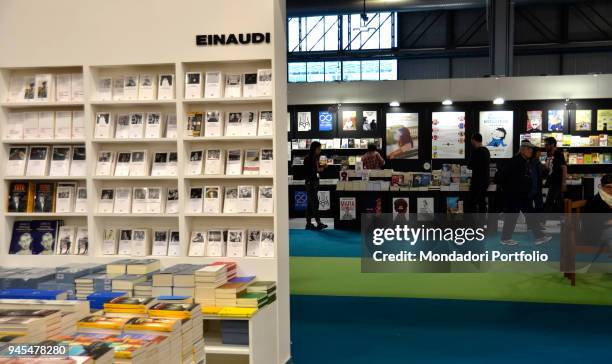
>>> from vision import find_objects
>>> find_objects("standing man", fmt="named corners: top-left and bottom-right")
top-left (467, 133), bottom-right (490, 213)
top-left (303, 141), bottom-right (328, 230)
top-left (544, 137), bottom-right (567, 213)
top-left (500, 141), bottom-right (552, 246)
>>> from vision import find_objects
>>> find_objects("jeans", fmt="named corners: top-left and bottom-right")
top-left (305, 181), bottom-right (320, 225)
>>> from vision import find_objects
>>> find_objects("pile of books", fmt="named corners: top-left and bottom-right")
top-left (0, 309), bottom-right (61, 342)
top-left (194, 262), bottom-right (236, 307)
top-left (216, 276), bottom-right (255, 307)
top-left (151, 264), bottom-right (205, 297)
top-left (0, 268), bottom-right (56, 289)
top-left (75, 273), bottom-right (113, 299)
top-left (0, 299), bottom-right (90, 336)
top-left (240, 281), bottom-right (277, 308)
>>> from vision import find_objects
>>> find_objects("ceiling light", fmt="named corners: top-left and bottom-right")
top-left (442, 99), bottom-right (453, 106)
top-left (389, 101), bottom-right (400, 107)
top-left (493, 97), bottom-right (505, 105)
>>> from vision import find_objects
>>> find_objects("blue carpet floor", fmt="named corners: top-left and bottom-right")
top-left (290, 295), bottom-right (612, 364)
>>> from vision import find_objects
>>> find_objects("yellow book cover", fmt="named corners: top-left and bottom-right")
top-left (104, 297), bottom-right (154, 310)
top-left (575, 110), bottom-right (592, 131)
top-left (77, 315), bottom-right (130, 330)
top-left (124, 317), bottom-right (179, 332)
top-left (218, 307), bottom-right (258, 317)
top-left (201, 306), bottom-right (223, 315)
top-left (597, 109), bottom-right (612, 131)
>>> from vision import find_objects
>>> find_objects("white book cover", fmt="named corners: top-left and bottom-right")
top-left (147, 187), bottom-right (163, 214)
top-left (165, 188), bottom-right (179, 214)
top-left (225, 112), bottom-right (241, 136)
top-left (188, 231), bottom-right (206, 256)
top-left (26, 146), bottom-right (49, 176)
top-left (224, 74), bottom-right (242, 98)
top-left (167, 152), bottom-right (178, 176)
top-left (151, 152), bottom-right (168, 176)
top-left (204, 71), bottom-right (223, 99)
top-left (49, 146), bottom-right (72, 176)
top-left (188, 187), bottom-right (203, 213)
top-left (243, 149), bottom-right (260, 175)
top-left (102, 228), bottom-right (118, 255)
top-left (70, 147), bottom-right (86, 176)
top-left (123, 75), bottom-right (139, 100)
top-left (223, 187), bottom-right (238, 213)
top-left (129, 150), bottom-right (148, 176)
top-left (57, 226), bottom-right (76, 255)
top-left (204, 149), bottom-right (224, 175)
top-left (114, 152), bottom-right (131, 176)
top-left (152, 230), bottom-right (169, 256)
top-left (118, 229), bottom-right (132, 255)
top-left (131, 229), bottom-right (150, 257)
top-left (243, 73), bottom-right (258, 98)
top-left (256, 69), bottom-right (272, 97)
top-left (115, 114), bottom-right (130, 139)
top-left (260, 148), bottom-right (274, 176)
top-left (165, 113), bottom-right (177, 138)
top-left (35, 74), bottom-right (53, 102)
top-left (204, 111), bottom-right (223, 137)
top-left (113, 187), bottom-right (132, 214)
top-left (237, 185), bottom-right (256, 213)
top-left (23, 112), bottom-right (39, 139)
top-left (132, 187), bottom-right (148, 213)
top-left (257, 186), bottom-right (274, 213)
top-left (55, 185), bottom-right (74, 213)
top-left (185, 72), bottom-right (202, 99)
top-left (98, 188), bottom-right (115, 213)
top-left (54, 111), bottom-right (72, 139)
top-left (167, 231), bottom-right (181, 256)
top-left (158, 74), bottom-right (175, 100)
top-left (6, 147), bottom-right (27, 176)
top-left (186, 112), bottom-right (203, 137)
top-left (226, 230), bottom-right (246, 257)
top-left (6, 112), bottom-right (24, 140)
top-left (258, 110), bottom-right (273, 136)
top-left (203, 186), bottom-right (222, 213)
top-left (37, 111), bottom-right (55, 139)
top-left (8, 76), bottom-right (25, 102)
top-left (75, 227), bottom-right (88, 255)
top-left (94, 112), bottom-right (113, 138)
top-left (23, 76), bottom-right (36, 101)
top-left (225, 149), bottom-right (243, 175)
top-left (246, 230), bottom-right (261, 257)
top-left (259, 230), bottom-right (275, 257)
top-left (242, 111), bottom-right (258, 136)
top-left (187, 150), bottom-right (204, 175)
top-left (206, 230), bottom-right (226, 257)
top-left (96, 77), bottom-right (113, 101)
top-left (138, 74), bottom-right (156, 100)
top-left (95, 151), bottom-right (115, 176)
top-left (74, 187), bottom-right (87, 213)
top-left (71, 111), bottom-right (85, 139)
top-left (71, 73), bottom-right (84, 101)
top-left (145, 112), bottom-right (163, 138)
top-left (112, 78), bottom-right (124, 101)
top-left (129, 112), bottom-right (145, 139)
top-left (56, 74), bottom-right (72, 102)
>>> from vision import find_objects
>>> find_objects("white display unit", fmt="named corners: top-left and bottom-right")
top-left (0, 1), bottom-right (289, 363)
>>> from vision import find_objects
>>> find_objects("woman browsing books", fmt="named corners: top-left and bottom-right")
top-left (303, 141), bottom-right (328, 230)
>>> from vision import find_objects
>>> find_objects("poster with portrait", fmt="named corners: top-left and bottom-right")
top-left (547, 110), bottom-right (564, 131)
top-left (597, 109), bottom-right (612, 131)
top-left (417, 197), bottom-right (434, 214)
top-left (479, 111), bottom-right (514, 158)
top-left (575, 110), bottom-right (592, 131)
top-left (318, 111), bottom-right (333, 132)
top-left (339, 197), bottom-right (356, 220)
top-left (317, 190), bottom-right (330, 211)
top-left (385, 113), bottom-right (419, 159)
top-left (342, 111), bottom-right (357, 131)
top-left (362, 111), bottom-right (377, 131)
top-left (526, 110), bottom-right (542, 132)
top-left (432, 112), bottom-right (465, 159)
top-left (297, 112), bottom-right (311, 132)
top-left (392, 197), bottom-right (409, 220)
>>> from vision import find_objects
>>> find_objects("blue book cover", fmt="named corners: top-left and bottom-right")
top-left (9, 221), bottom-right (33, 255)
top-left (30, 220), bottom-right (60, 255)
top-left (229, 276), bottom-right (256, 284)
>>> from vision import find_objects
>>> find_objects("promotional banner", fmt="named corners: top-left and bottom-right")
top-left (480, 111), bottom-right (514, 158)
top-left (294, 191), bottom-right (308, 211)
top-left (526, 110), bottom-right (542, 132)
top-left (547, 110), bottom-right (564, 131)
top-left (317, 190), bottom-right (330, 211)
top-left (339, 197), bottom-right (356, 220)
top-left (318, 111), bottom-right (333, 132)
top-left (385, 113), bottom-right (419, 159)
top-left (297, 111), bottom-right (311, 132)
top-left (432, 112), bottom-right (465, 159)
top-left (362, 111), bottom-right (377, 131)
top-left (597, 109), bottom-right (612, 131)
top-left (342, 110), bottom-right (357, 131)
top-left (575, 110), bottom-right (592, 131)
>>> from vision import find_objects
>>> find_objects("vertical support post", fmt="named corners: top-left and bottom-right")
top-left (489, 0), bottom-right (514, 76)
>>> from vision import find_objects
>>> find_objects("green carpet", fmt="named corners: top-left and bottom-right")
top-left (290, 257), bottom-right (612, 305)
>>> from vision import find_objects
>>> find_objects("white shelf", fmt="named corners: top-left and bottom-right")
top-left (2, 139), bottom-right (86, 145)
top-left (92, 176), bottom-right (178, 181)
top-left (204, 335), bottom-right (250, 355)
top-left (185, 213), bottom-right (274, 218)
top-left (90, 99), bottom-right (176, 106)
top-left (92, 138), bottom-right (177, 144)
top-left (4, 176), bottom-right (86, 181)
top-left (93, 213), bottom-right (178, 218)
top-left (0, 101), bottom-right (84, 108)
top-left (185, 175), bottom-right (273, 180)
top-left (183, 97), bottom-right (272, 104)
top-left (184, 136), bottom-right (273, 142)
top-left (5, 212), bottom-right (87, 217)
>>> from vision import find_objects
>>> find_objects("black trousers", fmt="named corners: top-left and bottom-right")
top-left (466, 187), bottom-right (488, 213)
top-left (305, 181), bottom-right (320, 224)
top-left (501, 196), bottom-right (544, 241)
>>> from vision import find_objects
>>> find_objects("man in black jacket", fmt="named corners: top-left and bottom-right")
top-left (500, 141), bottom-right (552, 246)
top-left (466, 133), bottom-right (490, 213)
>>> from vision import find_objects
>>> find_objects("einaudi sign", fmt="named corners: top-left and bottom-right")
top-left (196, 33), bottom-right (271, 46)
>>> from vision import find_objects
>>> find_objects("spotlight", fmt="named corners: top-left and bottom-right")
top-left (493, 97), bottom-right (505, 105)
top-left (389, 101), bottom-right (400, 107)
top-left (442, 99), bottom-right (453, 106)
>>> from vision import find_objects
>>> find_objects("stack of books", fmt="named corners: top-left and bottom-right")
top-left (75, 273), bottom-right (113, 299)
top-left (76, 315), bottom-right (130, 335)
top-left (41, 337), bottom-right (115, 364)
top-left (194, 264), bottom-right (230, 307)
top-left (123, 317), bottom-right (181, 362)
top-left (0, 309), bottom-right (61, 341)
top-left (172, 265), bottom-right (207, 297)
top-left (0, 268), bottom-right (56, 289)
top-left (246, 280), bottom-right (277, 305)
top-left (151, 264), bottom-right (194, 297)
top-left (86, 291), bottom-right (126, 310)
top-left (103, 296), bottom-right (156, 318)
top-left (0, 299), bottom-right (90, 336)
top-left (215, 276), bottom-right (254, 307)
top-left (134, 281), bottom-right (153, 298)
top-left (220, 320), bottom-right (249, 345)
top-left (0, 288), bottom-right (67, 300)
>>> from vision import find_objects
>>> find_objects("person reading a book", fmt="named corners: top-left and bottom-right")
top-left (303, 141), bottom-right (328, 230)
top-left (361, 143), bottom-right (385, 170)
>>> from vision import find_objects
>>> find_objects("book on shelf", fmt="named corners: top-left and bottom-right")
top-left (54, 110), bottom-right (72, 139)
top-left (151, 152), bottom-right (168, 176)
top-left (147, 187), bottom-right (163, 214)
top-left (166, 113), bottom-right (177, 138)
top-left (168, 231), bottom-right (181, 257)
top-left (55, 185), bottom-right (74, 213)
top-left (132, 187), bottom-right (148, 213)
top-left (204, 110), bottom-right (223, 137)
top-left (257, 69), bottom-right (272, 97)
top-left (102, 228), bottom-right (118, 255)
top-left (243, 149), bottom-right (260, 175)
top-left (114, 152), bottom-right (132, 176)
top-left (75, 227), bottom-right (88, 255)
top-left (242, 111), bottom-right (258, 136)
top-left (98, 188), bottom-right (115, 213)
top-left (185, 72), bottom-right (202, 99)
top-left (225, 112), bottom-right (242, 136)
top-left (117, 230), bottom-right (133, 255)
top-left (95, 151), bottom-right (115, 176)
top-left (152, 230), bottom-right (169, 256)
top-left (35, 74), bottom-right (54, 102)
top-left (49, 146), bottom-right (72, 176)
top-left (96, 77), bottom-right (113, 101)
top-left (166, 188), bottom-right (179, 214)
top-left (260, 230), bottom-right (275, 257)
top-left (260, 148), bottom-right (274, 176)
top-left (203, 186), bottom-right (222, 214)
top-left (6, 147), bottom-right (27, 176)
top-left (123, 75), bottom-right (139, 100)
top-left (206, 230), bottom-right (226, 257)
top-left (25, 146), bottom-right (49, 176)
top-left (23, 112), bottom-right (38, 139)
top-left (186, 112), bottom-right (203, 137)
top-left (114, 113), bottom-right (130, 138)
top-left (187, 187), bottom-right (203, 213)
top-left (94, 112), bottom-right (114, 138)
top-left (257, 186), bottom-right (273, 213)
top-left (188, 231), bottom-right (206, 257)
top-left (7, 182), bottom-right (29, 213)
top-left (246, 230), bottom-right (261, 257)
top-left (226, 229), bottom-right (246, 257)
top-left (138, 74), bottom-right (156, 100)
top-left (69, 146), bottom-right (86, 176)
top-left (204, 71), bottom-right (223, 99)
top-left (74, 187), bottom-right (87, 213)
top-left (55, 74), bottom-right (72, 102)
top-left (145, 112), bottom-right (163, 138)
top-left (129, 150), bottom-right (149, 176)
top-left (113, 187), bottom-right (132, 214)
top-left (258, 110), bottom-right (273, 136)
top-left (71, 111), bottom-right (85, 139)
top-left (38, 111), bottom-right (55, 138)
top-left (226, 149), bottom-right (243, 175)
top-left (158, 74), bottom-right (175, 100)
top-left (57, 225), bottom-right (76, 255)
top-left (167, 152), bottom-right (178, 176)
top-left (243, 73), bottom-right (258, 98)
top-left (237, 185), bottom-right (256, 213)
top-left (7, 75), bottom-right (25, 102)
top-left (5, 112), bottom-right (24, 140)
top-left (187, 150), bottom-right (203, 175)
top-left (113, 78), bottom-right (125, 101)
top-left (129, 112), bottom-right (145, 138)
top-left (131, 229), bottom-right (151, 257)
top-left (22, 75), bottom-right (35, 101)
top-left (223, 187), bottom-right (238, 213)
top-left (71, 73), bottom-right (84, 101)
top-left (224, 74), bottom-right (242, 98)
top-left (204, 149), bottom-right (224, 175)
top-left (33, 182), bottom-right (55, 213)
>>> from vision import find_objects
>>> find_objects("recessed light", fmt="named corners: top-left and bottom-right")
top-left (493, 97), bottom-right (505, 105)
top-left (442, 99), bottom-right (453, 106)
top-left (389, 101), bottom-right (400, 107)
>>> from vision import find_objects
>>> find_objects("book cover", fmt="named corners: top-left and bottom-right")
top-left (9, 221), bottom-right (33, 254)
top-left (33, 182), bottom-right (55, 213)
top-left (7, 182), bottom-right (28, 212)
